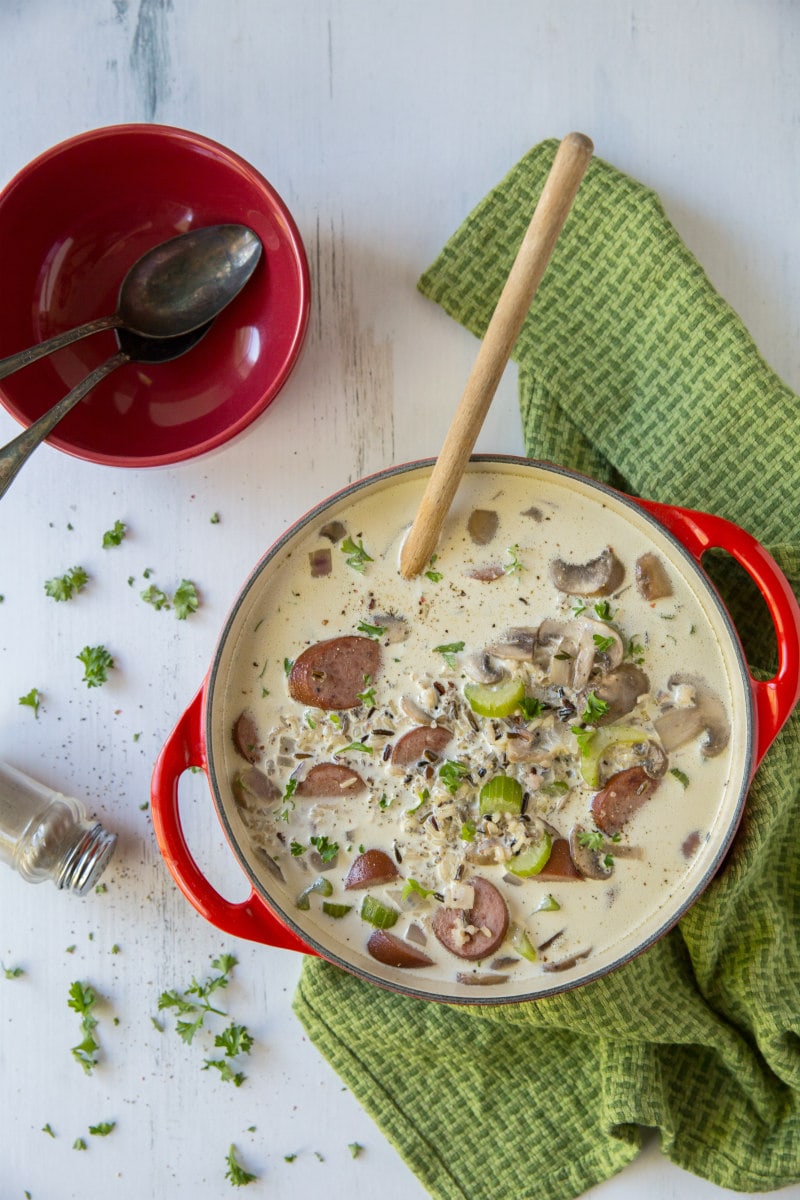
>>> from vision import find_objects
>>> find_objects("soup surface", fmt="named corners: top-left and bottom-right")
top-left (213, 462), bottom-right (748, 1000)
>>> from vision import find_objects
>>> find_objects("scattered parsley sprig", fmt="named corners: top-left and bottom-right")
top-left (77, 645), bottom-right (115, 688)
top-left (158, 954), bottom-right (254, 1088)
top-left (68, 980), bottom-right (102, 1074)
top-left (45, 566), bottom-right (88, 602)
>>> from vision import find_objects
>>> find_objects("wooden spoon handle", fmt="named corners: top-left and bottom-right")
top-left (399, 131), bottom-right (593, 578)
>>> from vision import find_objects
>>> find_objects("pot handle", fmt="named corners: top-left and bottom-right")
top-left (150, 686), bottom-right (313, 955)
top-left (636, 498), bottom-right (800, 767)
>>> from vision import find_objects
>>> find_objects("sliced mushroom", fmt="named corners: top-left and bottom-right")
top-left (455, 972), bottom-right (509, 986)
top-left (538, 617), bottom-right (623, 690)
top-left (308, 547), bottom-right (332, 577)
top-left (549, 547), bottom-right (625, 596)
top-left (654, 674), bottom-right (730, 757)
top-left (593, 664), bottom-right (650, 724)
top-left (635, 552), bottom-right (673, 601)
top-left (463, 651), bottom-right (505, 684)
top-left (371, 613), bottom-right (410, 644)
top-left (400, 695), bottom-right (435, 724)
top-left (486, 627), bottom-right (538, 661)
top-left (569, 824), bottom-right (614, 880)
top-left (319, 519), bottom-right (347, 542)
top-left (232, 711), bottom-right (262, 764)
top-left (542, 947), bottom-right (592, 973)
top-left (467, 508), bottom-right (499, 545)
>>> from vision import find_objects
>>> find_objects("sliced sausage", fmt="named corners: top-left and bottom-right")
top-left (591, 766), bottom-right (661, 836)
top-left (232, 711), bottom-right (262, 763)
top-left (296, 762), bottom-right (366, 798)
top-left (344, 848), bottom-right (399, 890)
top-left (537, 837), bottom-right (582, 881)
top-left (288, 636), bottom-right (381, 710)
top-left (367, 930), bottom-right (434, 968)
top-left (431, 876), bottom-right (509, 961)
top-left (390, 725), bottom-right (452, 767)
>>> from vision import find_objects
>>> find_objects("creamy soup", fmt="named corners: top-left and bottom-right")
top-left (211, 461), bottom-right (750, 1001)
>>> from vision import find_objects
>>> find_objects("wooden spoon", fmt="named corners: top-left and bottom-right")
top-left (399, 131), bottom-right (593, 579)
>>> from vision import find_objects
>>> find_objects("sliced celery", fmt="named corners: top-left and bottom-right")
top-left (577, 724), bottom-right (650, 788)
top-left (464, 677), bottom-right (525, 718)
top-left (295, 875), bottom-right (334, 910)
top-left (360, 895), bottom-right (399, 929)
top-left (479, 774), bottom-right (524, 816)
top-left (507, 832), bottom-right (553, 877)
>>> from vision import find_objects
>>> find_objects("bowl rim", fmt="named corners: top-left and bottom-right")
top-left (0, 122), bottom-right (311, 468)
top-left (201, 455), bottom-right (756, 1005)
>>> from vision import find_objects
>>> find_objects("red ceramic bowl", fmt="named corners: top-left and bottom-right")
top-left (0, 124), bottom-right (310, 467)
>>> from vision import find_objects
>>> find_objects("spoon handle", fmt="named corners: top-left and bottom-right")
top-left (0, 350), bottom-right (128, 500)
top-left (0, 315), bottom-right (119, 381)
top-left (399, 132), bottom-right (594, 579)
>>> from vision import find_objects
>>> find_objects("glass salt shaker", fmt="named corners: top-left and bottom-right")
top-left (0, 761), bottom-right (117, 894)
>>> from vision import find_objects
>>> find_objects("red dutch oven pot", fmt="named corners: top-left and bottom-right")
top-left (151, 458), bottom-right (800, 999)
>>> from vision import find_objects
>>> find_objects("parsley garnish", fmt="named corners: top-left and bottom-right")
top-left (592, 633), bottom-right (616, 653)
top-left (77, 645), bottom-right (115, 688)
top-left (401, 878), bottom-right (438, 902)
top-left (3, 963), bottom-right (23, 979)
top-left (627, 636), bottom-right (645, 664)
top-left (349, 1143), bottom-right (364, 1158)
top-left (283, 657), bottom-right (294, 676)
top-left (42, 1122), bottom-right (55, 1136)
top-left (571, 725), bottom-right (596, 755)
top-left (45, 565), bottom-right (88, 601)
top-left (73, 1137), bottom-right (87, 1151)
top-left (356, 675), bottom-right (376, 706)
top-left (225, 1144), bottom-right (258, 1187)
top-left (18, 687), bottom-right (41, 718)
top-left (290, 840), bottom-right (306, 856)
top-left (460, 821), bottom-right (477, 841)
top-left (581, 691), bottom-right (610, 724)
top-left (277, 778), bottom-right (298, 822)
top-left (670, 767), bottom-right (690, 788)
top-left (309, 835), bottom-right (339, 863)
top-left (439, 759), bottom-right (470, 794)
top-left (433, 640), bottom-right (465, 669)
top-left (356, 621), bottom-right (387, 639)
top-left (341, 535), bottom-right (373, 573)
top-left (334, 741), bottom-right (372, 756)
top-left (577, 829), bottom-right (605, 852)
top-left (572, 600), bottom-right (587, 617)
top-left (101, 520), bottom-right (126, 548)
top-left (593, 600), bottom-right (616, 621)
top-left (503, 543), bottom-right (524, 574)
top-left (518, 696), bottom-right (544, 719)
top-left (424, 554), bottom-right (443, 583)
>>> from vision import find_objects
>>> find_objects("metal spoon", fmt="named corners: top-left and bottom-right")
top-left (0, 323), bottom-right (215, 499)
top-left (0, 224), bottom-right (262, 380)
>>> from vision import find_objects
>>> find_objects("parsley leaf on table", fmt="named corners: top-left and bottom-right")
top-left (77, 645), bottom-right (115, 688)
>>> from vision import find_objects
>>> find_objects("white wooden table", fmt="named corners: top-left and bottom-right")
top-left (1, 3), bottom-right (798, 1197)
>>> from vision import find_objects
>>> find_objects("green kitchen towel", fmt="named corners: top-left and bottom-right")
top-left (293, 140), bottom-right (800, 1199)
